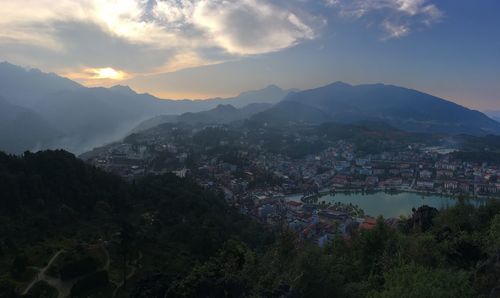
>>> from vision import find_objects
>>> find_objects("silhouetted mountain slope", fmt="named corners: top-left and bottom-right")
top-left (250, 101), bottom-right (331, 124)
top-left (132, 103), bottom-right (272, 132)
top-left (484, 111), bottom-right (500, 122)
top-left (216, 85), bottom-right (293, 108)
top-left (0, 62), bottom-right (83, 108)
top-left (0, 97), bottom-right (60, 153)
top-left (0, 62), bottom-right (291, 153)
top-left (253, 82), bottom-right (500, 135)
top-left (178, 103), bottom-right (272, 125)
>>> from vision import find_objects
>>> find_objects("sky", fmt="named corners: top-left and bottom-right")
top-left (0, 0), bottom-right (499, 109)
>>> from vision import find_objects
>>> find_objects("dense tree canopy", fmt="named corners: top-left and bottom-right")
top-left (0, 150), bottom-right (499, 297)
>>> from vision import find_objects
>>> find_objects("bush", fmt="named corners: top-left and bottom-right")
top-left (70, 270), bottom-right (109, 297)
top-left (371, 264), bottom-right (476, 298)
top-left (59, 256), bottom-right (99, 280)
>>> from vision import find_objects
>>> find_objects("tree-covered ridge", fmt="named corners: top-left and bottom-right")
top-left (0, 150), bottom-right (499, 297)
top-left (0, 150), bottom-right (129, 214)
top-left (163, 202), bottom-right (500, 298)
top-left (0, 150), bottom-right (271, 297)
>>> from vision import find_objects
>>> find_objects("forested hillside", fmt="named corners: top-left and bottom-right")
top-left (0, 151), bottom-right (499, 297)
top-left (0, 150), bottom-right (270, 297)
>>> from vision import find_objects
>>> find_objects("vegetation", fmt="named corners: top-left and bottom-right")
top-left (0, 150), bottom-right (499, 297)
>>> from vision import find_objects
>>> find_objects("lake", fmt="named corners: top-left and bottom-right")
top-left (293, 192), bottom-right (486, 218)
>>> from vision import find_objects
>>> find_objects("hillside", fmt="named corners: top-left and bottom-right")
top-left (0, 97), bottom-right (60, 153)
top-left (132, 103), bottom-right (272, 132)
top-left (0, 62), bottom-right (291, 154)
top-left (215, 85), bottom-right (294, 108)
top-left (253, 82), bottom-right (500, 135)
top-left (0, 150), bottom-right (270, 297)
top-left (0, 150), bottom-right (499, 297)
top-left (0, 62), bottom-right (83, 108)
top-left (485, 111), bottom-right (500, 122)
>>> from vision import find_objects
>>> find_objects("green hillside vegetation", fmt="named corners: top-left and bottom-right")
top-left (0, 150), bottom-right (499, 297)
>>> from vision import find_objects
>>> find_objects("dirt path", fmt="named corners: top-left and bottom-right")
top-left (23, 245), bottom-right (122, 298)
top-left (22, 249), bottom-right (65, 296)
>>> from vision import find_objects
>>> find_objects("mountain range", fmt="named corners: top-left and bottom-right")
top-left (0, 62), bottom-right (291, 154)
top-left (0, 96), bottom-right (61, 153)
top-left (131, 103), bottom-right (272, 133)
top-left (251, 82), bottom-right (500, 135)
top-left (1, 62), bottom-right (499, 154)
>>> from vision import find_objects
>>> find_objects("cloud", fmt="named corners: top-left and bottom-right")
top-left (381, 20), bottom-right (410, 39)
top-left (191, 0), bottom-right (316, 55)
top-left (0, 0), bottom-right (320, 83)
top-left (326, 0), bottom-right (443, 39)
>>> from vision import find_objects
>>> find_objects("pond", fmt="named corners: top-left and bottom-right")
top-left (292, 192), bottom-right (487, 218)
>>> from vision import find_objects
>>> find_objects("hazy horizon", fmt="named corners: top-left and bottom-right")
top-left (0, 0), bottom-right (498, 109)
top-left (1, 59), bottom-right (497, 116)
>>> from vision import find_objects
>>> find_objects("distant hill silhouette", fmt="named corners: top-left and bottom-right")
top-left (0, 62), bottom-right (291, 153)
top-left (252, 82), bottom-right (500, 135)
top-left (484, 110), bottom-right (500, 123)
top-left (132, 103), bottom-right (272, 133)
top-left (0, 97), bottom-right (60, 153)
top-left (219, 85), bottom-right (295, 108)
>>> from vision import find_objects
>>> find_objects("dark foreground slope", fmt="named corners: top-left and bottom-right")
top-left (0, 151), bottom-right (499, 297)
top-left (0, 150), bottom-right (270, 297)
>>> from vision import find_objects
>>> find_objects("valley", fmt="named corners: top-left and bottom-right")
top-left (2, 1), bottom-right (499, 297)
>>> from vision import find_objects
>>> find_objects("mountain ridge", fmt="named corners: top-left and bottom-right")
top-left (254, 82), bottom-right (500, 135)
top-left (0, 96), bottom-right (61, 153)
top-left (132, 102), bottom-right (273, 133)
top-left (1, 62), bottom-right (498, 153)
top-left (0, 62), bottom-right (292, 153)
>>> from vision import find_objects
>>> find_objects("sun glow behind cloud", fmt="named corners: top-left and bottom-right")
top-left (93, 67), bottom-right (126, 80)
top-left (63, 67), bottom-right (130, 87)
top-left (0, 0), bottom-right (445, 91)
top-left (0, 0), bottom-right (319, 81)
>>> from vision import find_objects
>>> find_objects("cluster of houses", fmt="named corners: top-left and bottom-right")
top-left (83, 124), bottom-right (500, 245)
top-left (230, 190), bottom-right (393, 246)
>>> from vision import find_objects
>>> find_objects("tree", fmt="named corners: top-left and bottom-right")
top-left (372, 264), bottom-right (476, 298)
top-left (10, 254), bottom-right (28, 279)
top-left (488, 214), bottom-right (500, 252)
top-left (119, 221), bottom-right (136, 289)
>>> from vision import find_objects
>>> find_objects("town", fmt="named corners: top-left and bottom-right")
top-left (82, 122), bottom-right (500, 246)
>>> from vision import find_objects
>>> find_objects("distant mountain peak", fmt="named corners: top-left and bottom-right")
top-left (0, 61), bottom-right (20, 69)
top-left (109, 85), bottom-right (136, 95)
top-left (260, 82), bottom-right (500, 135)
top-left (214, 104), bottom-right (238, 111)
top-left (327, 81), bottom-right (352, 88)
top-left (263, 84), bottom-right (283, 91)
top-left (238, 84), bottom-right (284, 97)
